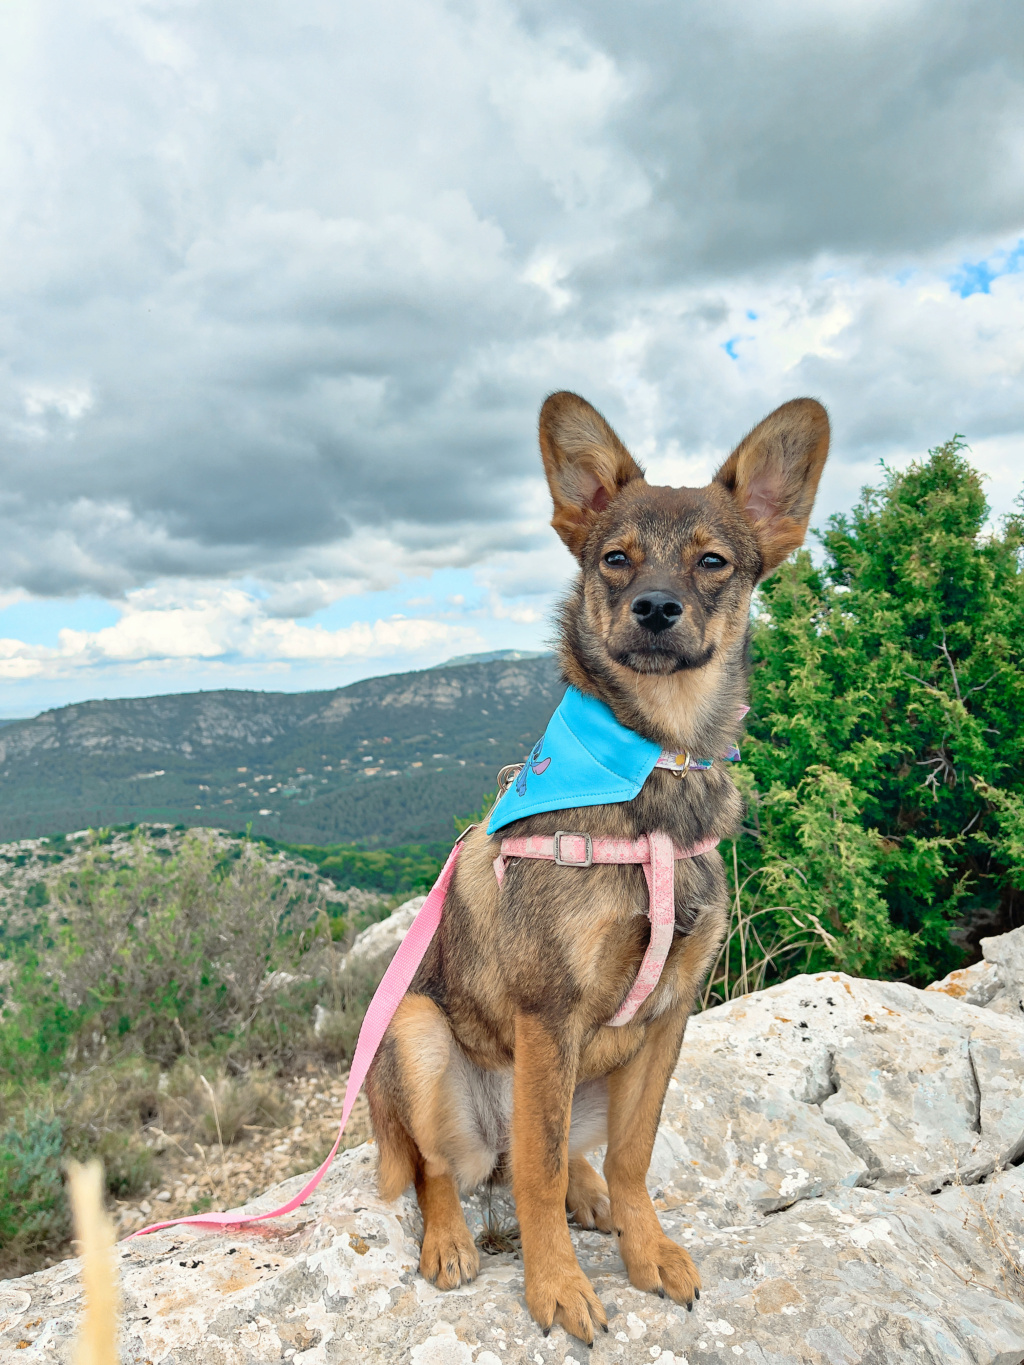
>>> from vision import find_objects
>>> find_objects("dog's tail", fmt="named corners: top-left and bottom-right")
top-left (67, 1160), bottom-right (121, 1365)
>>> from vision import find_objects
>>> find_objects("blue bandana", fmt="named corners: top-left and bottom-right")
top-left (487, 687), bottom-right (663, 834)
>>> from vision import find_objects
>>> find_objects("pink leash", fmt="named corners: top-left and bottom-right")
top-left (126, 840), bottom-right (464, 1239)
top-left (127, 826), bottom-right (716, 1239)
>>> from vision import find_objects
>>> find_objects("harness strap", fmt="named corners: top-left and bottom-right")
top-left (493, 830), bottom-right (719, 1026)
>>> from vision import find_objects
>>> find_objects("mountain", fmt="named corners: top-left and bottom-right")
top-left (0, 654), bottom-right (564, 846)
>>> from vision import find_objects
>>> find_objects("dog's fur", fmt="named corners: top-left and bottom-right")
top-left (365, 392), bottom-right (829, 1342)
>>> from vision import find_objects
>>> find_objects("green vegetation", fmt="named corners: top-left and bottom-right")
top-left (0, 830), bottom-right (395, 1273)
top-left (707, 439), bottom-right (1024, 1000)
top-left (274, 840), bottom-right (449, 901)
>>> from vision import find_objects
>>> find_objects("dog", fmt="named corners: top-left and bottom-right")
top-left (365, 392), bottom-right (830, 1343)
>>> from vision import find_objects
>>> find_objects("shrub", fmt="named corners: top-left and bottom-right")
top-left (37, 830), bottom-right (324, 1065)
top-left (712, 438), bottom-right (1024, 998)
top-left (0, 1112), bottom-right (68, 1270)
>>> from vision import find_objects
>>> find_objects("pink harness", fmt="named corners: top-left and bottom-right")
top-left (494, 830), bottom-right (718, 1025)
top-left (128, 819), bottom-right (717, 1240)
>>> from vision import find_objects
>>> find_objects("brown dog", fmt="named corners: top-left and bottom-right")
top-left (365, 392), bottom-right (829, 1343)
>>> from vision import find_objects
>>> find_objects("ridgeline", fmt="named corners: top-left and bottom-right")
top-left (0, 653), bottom-right (562, 846)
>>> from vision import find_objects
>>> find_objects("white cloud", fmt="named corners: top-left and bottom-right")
top-left (0, 583), bottom-right (482, 681)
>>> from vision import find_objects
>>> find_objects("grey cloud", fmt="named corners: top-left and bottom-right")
top-left (0, 0), bottom-right (1022, 598)
top-left (538, 0), bottom-right (1024, 274)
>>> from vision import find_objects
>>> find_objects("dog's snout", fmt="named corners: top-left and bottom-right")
top-left (630, 590), bottom-right (683, 634)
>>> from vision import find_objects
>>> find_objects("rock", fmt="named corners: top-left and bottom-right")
top-left (345, 897), bottom-right (427, 965)
top-left (929, 924), bottom-right (1024, 1018)
top-left (5, 971), bottom-right (1024, 1363)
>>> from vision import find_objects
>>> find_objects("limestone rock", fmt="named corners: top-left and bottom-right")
top-left (5, 971), bottom-right (1024, 1363)
top-left (346, 896), bottom-right (426, 965)
top-left (929, 924), bottom-right (1024, 1019)
top-left (685, 972), bottom-right (1024, 1191)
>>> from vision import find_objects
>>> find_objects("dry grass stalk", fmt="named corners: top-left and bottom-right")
top-left (67, 1159), bottom-right (120, 1365)
top-left (475, 1182), bottom-right (521, 1257)
top-left (700, 841), bottom-right (840, 1009)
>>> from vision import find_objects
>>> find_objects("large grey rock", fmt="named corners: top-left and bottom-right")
top-left (683, 972), bottom-right (1024, 1192)
top-left (5, 971), bottom-right (1024, 1364)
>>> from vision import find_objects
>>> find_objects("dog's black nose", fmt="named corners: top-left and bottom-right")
top-left (630, 590), bottom-right (683, 634)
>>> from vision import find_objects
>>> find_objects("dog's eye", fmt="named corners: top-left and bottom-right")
top-left (699, 553), bottom-right (728, 569)
top-left (603, 551), bottom-right (631, 567)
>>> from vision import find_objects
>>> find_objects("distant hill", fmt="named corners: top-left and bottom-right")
top-left (0, 654), bottom-right (563, 846)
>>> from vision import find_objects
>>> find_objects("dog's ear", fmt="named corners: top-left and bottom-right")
top-left (714, 398), bottom-right (830, 577)
top-left (539, 392), bottom-right (646, 557)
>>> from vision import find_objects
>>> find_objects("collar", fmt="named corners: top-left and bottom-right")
top-left (486, 687), bottom-right (742, 836)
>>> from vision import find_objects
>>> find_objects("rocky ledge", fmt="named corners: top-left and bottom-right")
top-left (4, 929), bottom-right (1024, 1365)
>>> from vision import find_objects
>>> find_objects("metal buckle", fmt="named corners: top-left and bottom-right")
top-left (496, 763), bottom-right (523, 795)
top-left (553, 831), bottom-right (593, 868)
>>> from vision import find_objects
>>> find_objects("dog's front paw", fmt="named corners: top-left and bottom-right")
top-left (420, 1224), bottom-right (480, 1290)
top-left (619, 1230), bottom-right (701, 1309)
top-left (526, 1259), bottom-right (608, 1345)
top-left (566, 1159), bottom-right (613, 1233)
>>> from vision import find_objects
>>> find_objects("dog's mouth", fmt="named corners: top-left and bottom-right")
top-left (612, 642), bottom-right (716, 675)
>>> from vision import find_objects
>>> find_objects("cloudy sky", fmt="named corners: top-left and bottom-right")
top-left (1, 0), bottom-right (1023, 716)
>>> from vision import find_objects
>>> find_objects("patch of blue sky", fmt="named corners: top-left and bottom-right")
top-left (0, 596), bottom-right (120, 647)
top-left (950, 238), bottom-right (1024, 297)
top-left (746, 309), bottom-right (758, 320)
top-left (722, 336), bottom-right (741, 360)
top-left (306, 567), bottom-right (486, 630)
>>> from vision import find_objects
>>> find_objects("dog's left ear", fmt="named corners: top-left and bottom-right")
top-left (539, 392), bottom-right (646, 558)
top-left (714, 398), bottom-right (830, 578)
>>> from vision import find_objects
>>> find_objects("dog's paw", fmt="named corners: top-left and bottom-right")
top-left (619, 1230), bottom-right (701, 1309)
top-left (419, 1224), bottom-right (480, 1290)
top-left (526, 1260), bottom-right (608, 1345)
top-left (566, 1161), bottom-right (613, 1233)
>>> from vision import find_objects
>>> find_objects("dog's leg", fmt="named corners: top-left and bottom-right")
top-left (604, 1005), bottom-right (701, 1307)
top-left (566, 1156), bottom-right (612, 1232)
top-left (415, 1160), bottom-right (480, 1289)
top-left (368, 994), bottom-right (481, 1288)
top-left (513, 1011), bottom-right (608, 1343)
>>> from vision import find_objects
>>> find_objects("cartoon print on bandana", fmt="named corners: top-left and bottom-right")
top-left (515, 737), bottom-right (551, 796)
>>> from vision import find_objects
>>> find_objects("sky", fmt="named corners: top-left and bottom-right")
top-left (1, 0), bottom-right (1023, 717)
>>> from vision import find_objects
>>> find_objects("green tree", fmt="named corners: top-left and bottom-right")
top-left (725, 439), bottom-right (1024, 991)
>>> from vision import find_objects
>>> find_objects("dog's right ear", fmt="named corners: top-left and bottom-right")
top-left (539, 392), bottom-right (646, 558)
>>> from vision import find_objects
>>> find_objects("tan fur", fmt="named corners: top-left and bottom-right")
top-left (364, 391), bottom-right (829, 1343)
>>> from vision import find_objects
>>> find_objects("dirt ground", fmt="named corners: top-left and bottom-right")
top-left (113, 1063), bottom-right (373, 1236)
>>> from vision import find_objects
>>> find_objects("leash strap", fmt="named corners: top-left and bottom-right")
top-left (126, 840), bottom-right (465, 1240)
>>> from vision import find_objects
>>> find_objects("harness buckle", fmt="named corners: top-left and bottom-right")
top-left (553, 831), bottom-right (593, 868)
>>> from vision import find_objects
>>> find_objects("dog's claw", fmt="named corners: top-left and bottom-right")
top-left (657, 1287), bottom-right (665, 1299)
top-left (686, 1300), bottom-right (693, 1312)
top-left (694, 1287), bottom-right (700, 1300)
top-left (543, 1330), bottom-right (549, 1338)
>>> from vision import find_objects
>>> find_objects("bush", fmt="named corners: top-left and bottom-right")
top-left (0, 1112), bottom-right (68, 1269)
top-left (711, 438), bottom-right (1024, 998)
top-left (0, 830), bottom-right (326, 1071)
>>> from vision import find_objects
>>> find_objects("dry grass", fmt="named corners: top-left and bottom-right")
top-left (67, 1160), bottom-right (119, 1365)
top-left (701, 840), bottom-right (841, 1009)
